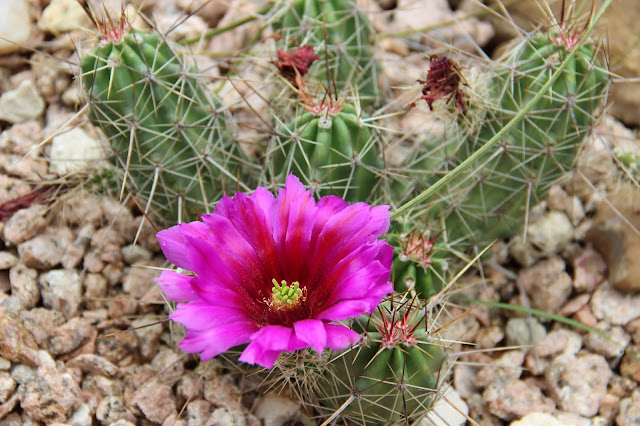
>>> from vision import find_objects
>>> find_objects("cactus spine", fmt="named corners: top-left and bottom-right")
top-left (275, 0), bottom-right (382, 107)
top-left (81, 26), bottom-right (248, 225)
top-left (268, 100), bottom-right (383, 202)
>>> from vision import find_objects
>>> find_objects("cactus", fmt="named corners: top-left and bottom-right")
top-left (274, 0), bottom-right (382, 107)
top-left (320, 294), bottom-right (447, 424)
top-left (408, 29), bottom-right (609, 247)
top-left (81, 24), bottom-right (250, 225)
top-left (267, 99), bottom-right (383, 202)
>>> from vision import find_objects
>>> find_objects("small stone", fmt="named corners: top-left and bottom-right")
top-left (510, 412), bottom-right (565, 426)
top-left (537, 329), bottom-right (582, 360)
top-left (253, 393), bottom-right (313, 426)
top-left (122, 266), bottom-right (159, 299)
top-left (96, 396), bottom-right (130, 424)
top-left (19, 308), bottom-right (66, 348)
top-left (37, 0), bottom-right (92, 34)
top-left (591, 282), bottom-right (640, 325)
top-left (2, 205), bottom-right (47, 245)
top-left (0, 370), bottom-right (16, 403)
top-left (204, 375), bottom-right (242, 411)
top-left (584, 323), bottom-right (630, 358)
top-left (547, 352), bottom-right (612, 417)
top-left (510, 212), bottom-right (573, 266)
top-left (0, 252), bottom-right (18, 269)
top-left (163, 411), bottom-right (187, 426)
top-left (476, 351), bottom-right (525, 388)
top-left (49, 128), bottom-right (106, 175)
top-left (67, 403), bottom-right (92, 426)
top-left (0, 121), bottom-right (43, 156)
top-left (40, 269), bottom-right (82, 319)
top-left (620, 345), bottom-right (640, 383)
top-left (151, 348), bottom-right (184, 380)
top-left (83, 273), bottom-right (108, 310)
top-left (107, 294), bottom-right (138, 319)
top-left (0, 0), bottom-right (32, 55)
top-left (476, 326), bottom-right (504, 349)
top-left (131, 317), bottom-right (163, 362)
top-left (0, 356), bottom-right (10, 370)
top-left (572, 248), bottom-right (607, 292)
top-left (518, 256), bottom-right (573, 314)
top-left (559, 294), bottom-right (590, 317)
top-left (0, 154), bottom-right (48, 181)
top-left (453, 364), bottom-right (479, 399)
top-left (616, 388), bottom-right (640, 426)
top-left (484, 379), bottom-right (555, 421)
top-left (0, 316), bottom-right (39, 366)
top-left (572, 304), bottom-right (598, 328)
top-left (505, 318), bottom-right (547, 348)
top-left (18, 235), bottom-right (64, 269)
top-left (0, 81), bottom-right (45, 124)
top-left (10, 364), bottom-right (34, 384)
top-left (627, 317), bottom-right (640, 344)
top-left (49, 317), bottom-right (94, 356)
top-left (96, 327), bottom-right (138, 363)
top-left (18, 364), bottom-right (81, 423)
top-left (130, 379), bottom-right (176, 424)
top-left (9, 264), bottom-right (39, 310)
top-left (62, 224), bottom-right (94, 269)
top-left (67, 354), bottom-right (117, 377)
top-left (186, 400), bottom-right (213, 426)
top-left (121, 244), bottom-right (153, 265)
top-left (599, 393), bottom-right (621, 423)
top-left (421, 387), bottom-right (468, 426)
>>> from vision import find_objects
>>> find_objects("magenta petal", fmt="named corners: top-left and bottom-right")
top-left (293, 319), bottom-right (327, 353)
top-left (157, 222), bottom-right (207, 270)
top-left (238, 340), bottom-right (281, 368)
top-left (170, 301), bottom-right (249, 330)
top-left (179, 321), bottom-right (255, 361)
top-left (156, 270), bottom-right (197, 302)
top-left (325, 324), bottom-right (362, 350)
top-left (317, 300), bottom-right (372, 322)
top-left (251, 325), bottom-right (294, 351)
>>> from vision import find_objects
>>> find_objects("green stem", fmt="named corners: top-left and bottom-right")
top-left (180, 3), bottom-right (274, 45)
top-left (455, 297), bottom-right (611, 341)
top-left (390, 0), bottom-right (613, 221)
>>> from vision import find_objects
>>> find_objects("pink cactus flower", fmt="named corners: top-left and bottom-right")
top-left (156, 175), bottom-right (393, 369)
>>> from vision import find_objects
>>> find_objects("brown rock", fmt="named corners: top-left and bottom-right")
top-left (518, 256), bottom-right (572, 314)
top-left (8, 264), bottom-right (38, 310)
top-left (627, 317), bottom-right (640, 344)
top-left (572, 247), bottom-right (607, 292)
top-left (49, 317), bottom-right (94, 356)
top-left (0, 252), bottom-right (17, 270)
top-left (620, 345), bottom-right (640, 383)
top-left (19, 308), bottom-right (65, 348)
top-left (0, 370), bottom-right (16, 403)
top-left (18, 364), bottom-right (80, 423)
top-left (39, 269), bottom-right (82, 319)
top-left (1, 204), bottom-right (46, 245)
top-left (0, 316), bottom-right (39, 366)
top-left (483, 379), bottom-right (555, 421)
top-left (587, 182), bottom-right (640, 292)
top-left (204, 375), bottom-right (243, 411)
top-left (17, 235), bottom-right (64, 269)
top-left (130, 379), bottom-right (176, 424)
top-left (617, 388), bottom-right (640, 426)
top-left (66, 354), bottom-right (117, 377)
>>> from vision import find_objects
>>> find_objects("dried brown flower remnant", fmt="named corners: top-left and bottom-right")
top-left (0, 186), bottom-right (56, 219)
top-left (273, 45), bottom-right (321, 87)
top-left (410, 55), bottom-right (467, 113)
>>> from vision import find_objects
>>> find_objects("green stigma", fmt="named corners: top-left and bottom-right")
top-left (271, 278), bottom-right (303, 305)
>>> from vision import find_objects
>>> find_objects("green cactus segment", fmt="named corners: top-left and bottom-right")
top-left (321, 300), bottom-right (447, 424)
top-left (275, 0), bottom-right (381, 106)
top-left (430, 33), bottom-right (609, 244)
top-left (81, 29), bottom-right (247, 224)
top-left (269, 102), bottom-right (382, 201)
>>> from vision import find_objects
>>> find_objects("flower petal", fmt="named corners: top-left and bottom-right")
top-left (293, 319), bottom-right (327, 354)
top-left (180, 321), bottom-right (255, 361)
top-left (157, 222), bottom-right (207, 270)
top-left (317, 300), bottom-right (372, 322)
top-left (156, 270), bottom-right (197, 302)
top-left (170, 301), bottom-right (250, 330)
top-left (325, 324), bottom-right (362, 350)
top-left (238, 340), bottom-right (281, 368)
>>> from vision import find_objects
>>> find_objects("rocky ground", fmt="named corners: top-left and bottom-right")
top-left (0, 0), bottom-right (640, 425)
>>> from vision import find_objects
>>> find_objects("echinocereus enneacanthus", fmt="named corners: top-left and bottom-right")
top-left (156, 174), bottom-right (393, 368)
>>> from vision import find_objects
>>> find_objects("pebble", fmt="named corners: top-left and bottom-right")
top-left (510, 212), bottom-right (574, 266)
top-left (591, 282), bottom-right (640, 325)
top-left (476, 351), bottom-right (525, 388)
top-left (484, 379), bottom-right (555, 421)
top-left (9, 264), bottom-right (39, 310)
top-left (39, 269), bottom-right (83, 319)
top-left (253, 393), bottom-right (313, 426)
top-left (18, 235), bottom-right (64, 270)
top-left (49, 128), bottom-right (105, 175)
top-left (627, 317), bottom-right (640, 344)
top-left (0, 370), bottom-right (16, 403)
top-left (19, 308), bottom-right (66, 348)
top-left (583, 323), bottom-right (630, 359)
top-left (121, 244), bottom-right (153, 265)
top-left (0, 0), bottom-right (32, 55)
top-left (0, 121), bottom-right (43, 156)
top-left (130, 379), bottom-right (176, 424)
top-left (122, 266), bottom-right (159, 299)
top-left (0, 316), bottom-right (40, 367)
top-left (2, 205), bottom-right (47, 245)
top-left (510, 412), bottom-right (565, 426)
top-left (83, 273), bottom-right (108, 310)
top-left (96, 396), bottom-right (131, 424)
top-left (616, 388), bottom-right (640, 426)
top-left (538, 329), bottom-right (583, 360)
top-left (204, 374), bottom-right (243, 411)
top-left (37, 0), bottom-right (92, 34)
top-left (476, 326), bottom-right (504, 349)
top-left (186, 399), bottom-right (213, 426)
top-left (67, 403), bottom-right (92, 426)
top-left (620, 345), bottom-right (640, 382)
top-left (0, 356), bottom-right (9, 370)
top-left (518, 256), bottom-right (573, 314)
top-left (131, 317), bottom-right (163, 362)
top-left (547, 352), bottom-right (612, 417)
top-left (48, 317), bottom-right (95, 356)
top-left (150, 348), bottom-right (184, 381)
top-left (0, 81), bottom-right (45, 124)
top-left (18, 364), bottom-right (81, 423)
top-left (0, 252), bottom-right (18, 270)
top-left (505, 318), bottom-right (547, 348)
top-left (0, 154), bottom-right (48, 181)
top-left (62, 224), bottom-right (95, 269)
top-left (572, 248), bottom-right (607, 292)
top-left (421, 387), bottom-right (468, 426)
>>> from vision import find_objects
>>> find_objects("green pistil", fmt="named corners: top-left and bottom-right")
top-left (271, 279), bottom-right (303, 305)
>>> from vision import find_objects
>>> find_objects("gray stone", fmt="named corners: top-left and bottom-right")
top-left (39, 269), bottom-right (82, 319)
top-left (2, 205), bottom-right (47, 245)
top-left (18, 364), bottom-right (80, 423)
top-left (510, 212), bottom-right (574, 266)
top-left (67, 354), bottom-right (117, 377)
top-left (0, 0), bottom-right (32, 55)
top-left (67, 403), bottom-right (92, 426)
top-left (121, 244), bottom-right (153, 265)
top-left (518, 256), bottom-right (573, 314)
top-left (48, 317), bottom-right (94, 356)
top-left (9, 264), bottom-right (39, 310)
top-left (38, 0), bottom-right (92, 34)
top-left (18, 235), bottom-right (64, 270)
top-left (96, 396), bottom-right (130, 424)
top-left (19, 308), bottom-right (66, 348)
top-left (0, 81), bottom-right (45, 124)
top-left (505, 318), bottom-right (547, 348)
top-left (49, 128), bottom-right (106, 175)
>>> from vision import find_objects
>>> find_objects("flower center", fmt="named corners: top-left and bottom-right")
top-left (268, 279), bottom-right (305, 310)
